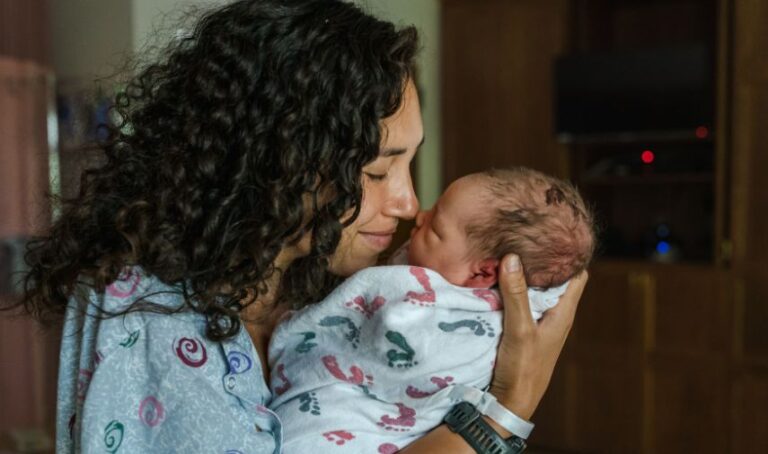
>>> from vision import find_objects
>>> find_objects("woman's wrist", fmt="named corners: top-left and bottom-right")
top-left (488, 383), bottom-right (538, 421)
top-left (482, 415), bottom-right (512, 438)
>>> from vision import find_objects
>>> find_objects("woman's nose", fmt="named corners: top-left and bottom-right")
top-left (387, 174), bottom-right (419, 220)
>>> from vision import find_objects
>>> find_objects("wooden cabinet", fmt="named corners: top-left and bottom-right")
top-left (441, 0), bottom-right (768, 451)
top-left (534, 264), bottom-right (733, 453)
top-left (732, 370), bottom-right (768, 454)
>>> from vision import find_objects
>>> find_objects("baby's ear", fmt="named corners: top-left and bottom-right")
top-left (464, 258), bottom-right (500, 288)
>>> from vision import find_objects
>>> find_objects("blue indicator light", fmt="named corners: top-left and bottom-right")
top-left (656, 241), bottom-right (671, 254)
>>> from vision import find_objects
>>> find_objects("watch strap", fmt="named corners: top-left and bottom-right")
top-left (448, 385), bottom-right (534, 439)
top-left (444, 402), bottom-right (527, 454)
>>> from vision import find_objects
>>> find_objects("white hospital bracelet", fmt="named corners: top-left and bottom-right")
top-left (447, 385), bottom-right (535, 439)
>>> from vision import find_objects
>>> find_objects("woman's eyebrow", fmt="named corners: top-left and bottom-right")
top-left (380, 136), bottom-right (425, 157)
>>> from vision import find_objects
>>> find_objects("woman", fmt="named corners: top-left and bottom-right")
top-left (14, 0), bottom-right (587, 452)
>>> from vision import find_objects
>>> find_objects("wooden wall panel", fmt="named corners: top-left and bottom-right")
top-left (730, 83), bottom-right (768, 267)
top-left (732, 370), bottom-right (768, 454)
top-left (736, 271), bottom-right (768, 364)
top-left (528, 361), bottom-right (569, 450)
top-left (441, 0), bottom-right (571, 187)
top-left (649, 356), bottom-right (730, 453)
top-left (653, 267), bottom-right (731, 356)
top-left (571, 263), bottom-right (646, 353)
top-left (565, 360), bottom-right (644, 454)
top-left (730, 0), bottom-right (768, 267)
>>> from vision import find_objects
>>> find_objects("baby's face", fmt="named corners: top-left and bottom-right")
top-left (407, 175), bottom-right (486, 286)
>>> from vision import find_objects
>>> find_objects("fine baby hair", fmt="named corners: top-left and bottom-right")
top-left (467, 167), bottom-right (596, 288)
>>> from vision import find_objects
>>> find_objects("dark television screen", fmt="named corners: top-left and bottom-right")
top-left (555, 45), bottom-right (714, 142)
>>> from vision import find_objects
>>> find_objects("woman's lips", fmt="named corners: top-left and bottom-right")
top-left (360, 231), bottom-right (395, 250)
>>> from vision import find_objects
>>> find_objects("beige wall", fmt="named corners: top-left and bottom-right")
top-left (50, 0), bottom-right (133, 80)
top-left (132, 0), bottom-right (225, 53)
top-left (50, 0), bottom-right (225, 80)
top-left (357, 0), bottom-right (442, 208)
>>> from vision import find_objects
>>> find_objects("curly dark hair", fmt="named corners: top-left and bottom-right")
top-left (12, 0), bottom-right (419, 340)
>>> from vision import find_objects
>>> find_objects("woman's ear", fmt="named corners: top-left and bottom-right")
top-left (463, 258), bottom-right (500, 288)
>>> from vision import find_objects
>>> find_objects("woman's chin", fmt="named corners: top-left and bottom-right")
top-left (328, 254), bottom-right (378, 277)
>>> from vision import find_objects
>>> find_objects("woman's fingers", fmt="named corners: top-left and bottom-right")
top-left (539, 270), bottom-right (588, 335)
top-left (490, 255), bottom-right (590, 419)
top-left (498, 254), bottom-right (535, 334)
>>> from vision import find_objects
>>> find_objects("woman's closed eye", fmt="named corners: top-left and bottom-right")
top-left (364, 172), bottom-right (388, 182)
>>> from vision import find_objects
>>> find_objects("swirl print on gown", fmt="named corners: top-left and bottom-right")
top-left (56, 267), bottom-right (282, 453)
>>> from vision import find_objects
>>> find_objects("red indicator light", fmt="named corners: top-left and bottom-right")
top-left (695, 126), bottom-right (709, 139)
top-left (641, 150), bottom-right (655, 164)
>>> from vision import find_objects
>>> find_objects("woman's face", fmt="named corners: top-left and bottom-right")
top-left (329, 80), bottom-right (423, 276)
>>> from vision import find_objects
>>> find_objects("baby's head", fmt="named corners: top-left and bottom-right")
top-left (407, 167), bottom-right (595, 289)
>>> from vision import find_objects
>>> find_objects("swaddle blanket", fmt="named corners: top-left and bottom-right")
top-left (268, 265), bottom-right (567, 453)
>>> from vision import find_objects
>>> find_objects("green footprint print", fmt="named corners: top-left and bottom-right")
top-left (438, 317), bottom-right (496, 337)
top-left (295, 331), bottom-right (318, 353)
top-left (298, 391), bottom-right (321, 415)
top-left (385, 330), bottom-right (418, 369)
top-left (319, 316), bottom-right (361, 348)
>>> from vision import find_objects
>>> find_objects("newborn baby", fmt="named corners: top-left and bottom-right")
top-left (269, 167), bottom-right (595, 453)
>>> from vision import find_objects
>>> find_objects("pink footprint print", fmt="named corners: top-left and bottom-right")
top-left (377, 403), bottom-right (416, 432)
top-left (405, 267), bottom-right (436, 306)
top-left (473, 289), bottom-right (502, 310)
top-left (345, 295), bottom-right (387, 319)
top-left (274, 364), bottom-right (292, 396)
top-left (405, 376), bottom-right (454, 398)
top-left (378, 443), bottom-right (399, 454)
top-left (321, 355), bottom-right (373, 386)
top-left (430, 376), bottom-right (454, 388)
top-left (322, 430), bottom-right (355, 446)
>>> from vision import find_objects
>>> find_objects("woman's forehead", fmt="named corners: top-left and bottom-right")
top-left (379, 81), bottom-right (423, 152)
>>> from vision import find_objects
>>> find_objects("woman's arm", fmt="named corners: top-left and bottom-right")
top-left (399, 254), bottom-right (588, 453)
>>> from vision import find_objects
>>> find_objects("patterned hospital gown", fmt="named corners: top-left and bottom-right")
top-left (56, 266), bottom-right (282, 453)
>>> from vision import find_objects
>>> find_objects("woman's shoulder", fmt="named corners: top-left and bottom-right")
top-left (63, 266), bottom-right (208, 362)
top-left (57, 268), bottom-right (278, 454)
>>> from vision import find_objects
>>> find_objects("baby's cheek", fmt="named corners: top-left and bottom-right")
top-left (406, 240), bottom-right (422, 265)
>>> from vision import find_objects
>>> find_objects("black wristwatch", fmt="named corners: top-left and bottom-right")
top-left (444, 401), bottom-right (527, 453)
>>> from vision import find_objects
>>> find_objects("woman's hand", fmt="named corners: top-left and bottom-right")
top-left (400, 254), bottom-right (588, 453)
top-left (489, 254), bottom-right (588, 420)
